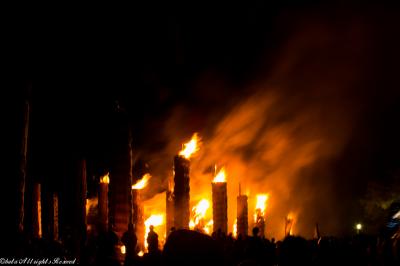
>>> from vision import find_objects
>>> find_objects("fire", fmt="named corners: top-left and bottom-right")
top-left (285, 212), bottom-right (296, 236)
top-left (254, 194), bottom-right (269, 222)
top-left (233, 219), bottom-right (237, 238)
top-left (86, 198), bottom-right (98, 216)
top-left (193, 199), bottom-right (210, 220)
top-left (179, 133), bottom-right (201, 159)
top-left (100, 172), bottom-right (110, 184)
top-left (204, 220), bottom-right (213, 234)
top-left (255, 194), bottom-right (268, 214)
top-left (190, 199), bottom-right (211, 233)
top-left (213, 167), bottom-right (227, 183)
top-left (138, 251), bottom-right (144, 257)
top-left (144, 214), bottom-right (164, 251)
top-left (132, 173), bottom-right (151, 189)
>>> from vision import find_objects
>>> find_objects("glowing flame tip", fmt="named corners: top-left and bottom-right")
top-left (213, 167), bottom-right (227, 183)
top-left (100, 173), bottom-right (110, 184)
top-left (179, 133), bottom-right (201, 159)
top-left (132, 173), bottom-right (151, 190)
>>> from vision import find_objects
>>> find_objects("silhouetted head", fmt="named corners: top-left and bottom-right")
top-left (150, 225), bottom-right (154, 231)
top-left (252, 227), bottom-right (259, 237)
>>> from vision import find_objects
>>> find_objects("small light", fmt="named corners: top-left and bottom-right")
top-left (120, 245), bottom-right (126, 254)
top-left (138, 250), bottom-right (144, 257)
top-left (356, 223), bottom-right (362, 230)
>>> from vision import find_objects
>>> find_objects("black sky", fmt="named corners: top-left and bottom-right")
top-left (9, 1), bottom-right (400, 235)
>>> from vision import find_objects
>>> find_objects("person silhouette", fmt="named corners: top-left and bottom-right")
top-left (147, 225), bottom-right (159, 254)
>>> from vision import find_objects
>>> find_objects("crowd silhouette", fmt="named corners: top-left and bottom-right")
top-left (6, 225), bottom-right (400, 266)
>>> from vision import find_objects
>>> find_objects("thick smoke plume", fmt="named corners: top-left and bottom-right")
top-left (142, 11), bottom-right (379, 239)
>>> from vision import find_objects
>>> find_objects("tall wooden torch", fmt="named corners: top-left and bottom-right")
top-left (237, 184), bottom-right (248, 237)
top-left (132, 174), bottom-right (150, 251)
top-left (52, 193), bottom-right (59, 241)
top-left (98, 172), bottom-right (110, 232)
top-left (212, 167), bottom-right (228, 234)
top-left (174, 133), bottom-right (200, 229)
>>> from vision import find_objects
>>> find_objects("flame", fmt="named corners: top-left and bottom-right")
top-left (254, 194), bottom-right (269, 222)
top-left (213, 167), bottom-right (227, 183)
top-left (138, 251), bottom-right (144, 257)
top-left (255, 194), bottom-right (269, 214)
top-left (144, 214), bottom-right (164, 251)
top-left (286, 212), bottom-right (296, 236)
top-left (132, 173), bottom-right (151, 190)
top-left (204, 220), bottom-right (213, 234)
top-left (100, 172), bottom-right (110, 184)
top-left (233, 219), bottom-right (237, 238)
top-left (193, 199), bottom-right (210, 219)
top-left (179, 133), bottom-right (201, 159)
top-left (190, 199), bottom-right (211, 232)
top-left (86, 198), bottom-right (98, 216)
top-left (189, 220), bottom-right (195, 229)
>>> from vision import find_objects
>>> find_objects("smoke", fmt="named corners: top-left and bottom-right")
top-left (141, 8), bottom-right (381, 238)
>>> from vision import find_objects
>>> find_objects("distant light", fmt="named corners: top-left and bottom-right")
top-left (120, 245), bottom-right (126, 254)
top-left (356, 223), bottom-right (362, 230)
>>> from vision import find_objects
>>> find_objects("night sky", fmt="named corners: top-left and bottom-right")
top-left (9, 1), bottom-right (400, 237)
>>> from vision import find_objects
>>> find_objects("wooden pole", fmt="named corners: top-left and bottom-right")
top-left (98, 175), bottom-right (109, 232)
top-left (173, 155), bottom-right (190, 229)
top-left (52, 193), bottom-right (59, 241)
top-left (237, 189), bottom-right (248, 237)
top-left (212, 182), bottom-right (228, 234)
top-left (132, 189), bottom-right (144, 251)
top-left (17, 87), bottom-right (30, 233)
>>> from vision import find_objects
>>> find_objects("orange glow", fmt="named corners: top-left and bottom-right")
top-left (138, 251), bottom-right (144, 257)
top-left (100, 172), bottom-right (110, 184)
top-left (179, 133), bottom-right (201, 159)
top-left (213, 167), bottom-right (227, 183)
top-left (132, 174), bottom-right (151, 190)
top-left (144, 214), bottom-right (164, 251)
